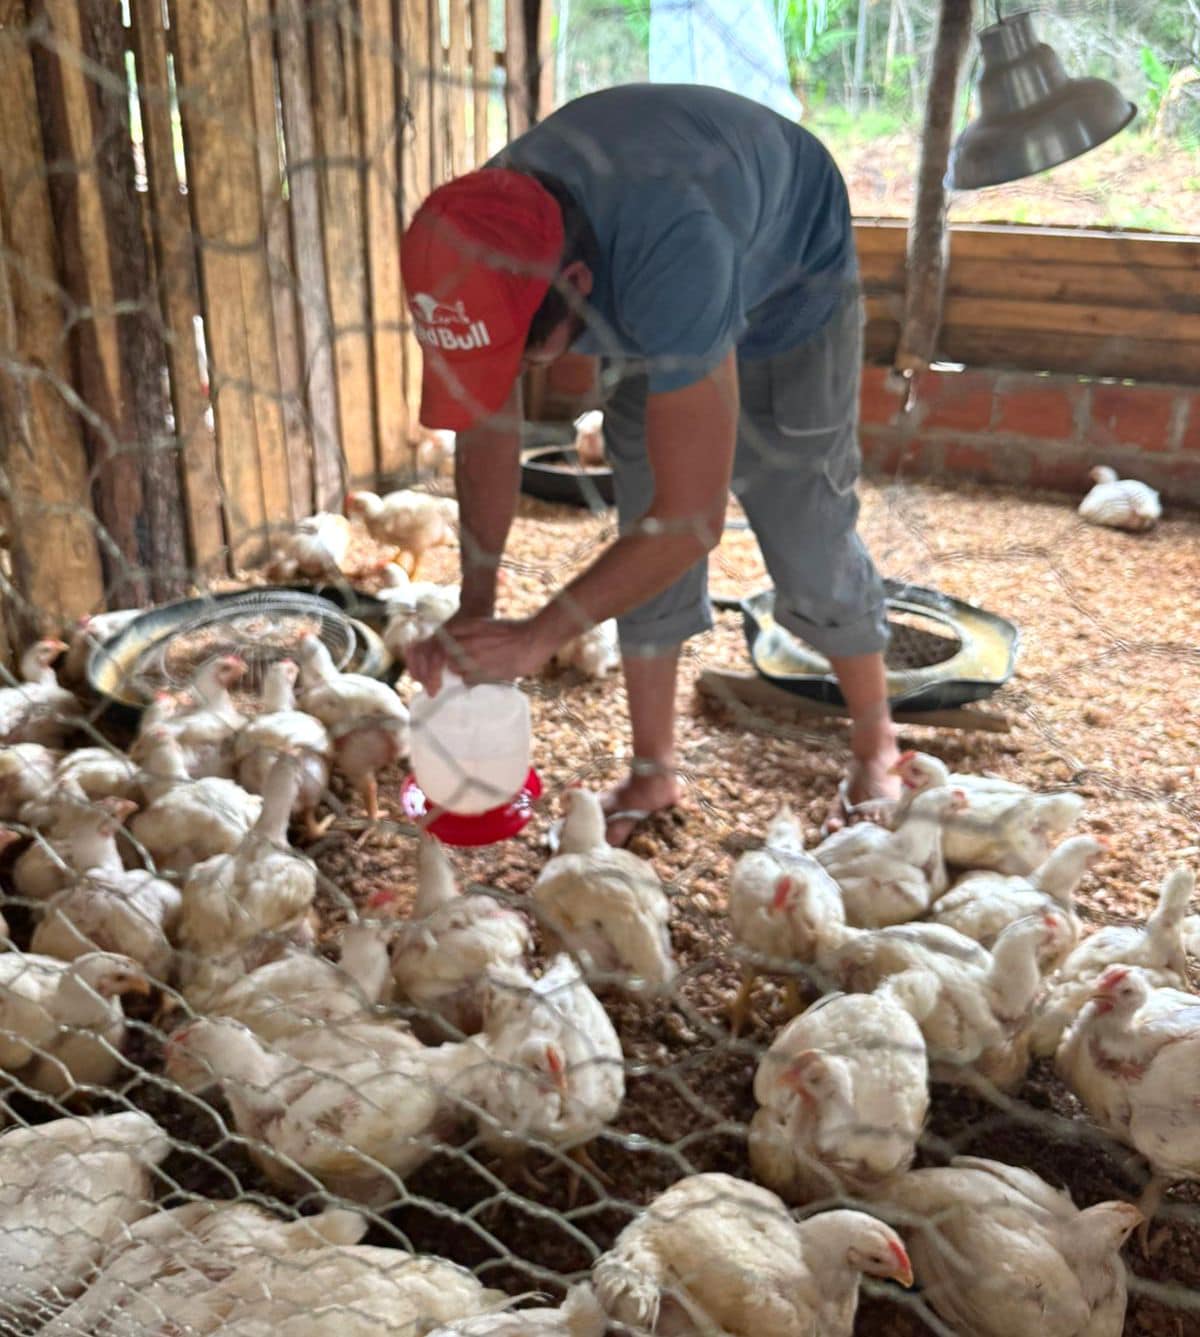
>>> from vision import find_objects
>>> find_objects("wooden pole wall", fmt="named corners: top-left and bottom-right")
top-left (0, 0), bottom-right (105, 639)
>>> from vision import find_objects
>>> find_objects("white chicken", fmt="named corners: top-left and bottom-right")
top-left (386, 834), bottom-right (532, 1037)
top-left (814, 786), bottom-right (968, 927)
top-left (817, 912), bottom-right (1068, 1092)
top-left (234, 658), bottom-right (333, 840)
top-left (171, 1244), bottom-right (507, 1336)
top-left (749, 970), bottom-right (935, 1204)
top-left (425, 1285), bottom-right (607, 1337)
top-left (0, 639), bottom-right (79, 747)
top-left (268, 510), bottom-right (354, 579)
top-left (155, 653), bottom-right (248, 779)
top-left (130, 726), bottom-right (262, 873)
top-left (0, 1111), bottom-right (169, 1331)
top-left (884, 1156), bottom-right (1141, 1337)
top-left (164, 1015), bottom-right (471, 1204)
top-left (573, 409), bottom-right (606, 468)
top-left (0, 950), bottom-right (151, 1097)
top-left (177, 755), bottom-right (317, 967)
top-left (415, 426), bottom-right (457, 478)
top-left (475, 955), bottom-right (624, 1184)
top-left (1031, 864), bottom-right (1194, 1057)
top-left (892, 750), bottom-right (1086, 875)
top-left (194, 919), bottom-right (395, 1042)
top-left (531, 788), bottom-right (675, 993)
top-left (376, 562), bottom-right (461, 662)
top-left (0, 743), bottom-right (60, 821)
top-left (552, 618), bottom-right (620, 679)
top-left (1079, 464), bottom-right (1161, 532)
top-left (1056, 964), bottom-right (1200, 1238)
top-left (31, 852), bottom-right (180, 981)
top-left (296, 631), bottom-right (409, 822)
top-left (12, 793), bottom-right (133, 903)
top-left (345, 488), bottom-right (457, 579)
top-left (62, 607), bottom-right (145, 684)
top-left (53, 745), bottom-right (141, 806)
top-left (592, 1172), bottom-right (912, 1337)
top-left (929, 833), bottom-right (1105, 960)
top-left (727, 804), bottom-right (845, 1032)
top-left (40, 1201), bottom-right (368, 1337)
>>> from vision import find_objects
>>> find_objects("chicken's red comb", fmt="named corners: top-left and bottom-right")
top-left (366, 889), bottom-right (398, 909)
top-left (545, 1045), bottom-right (565, 1074)
top-left (889, 1239), bottom-right (912, 1283)
top-left (1098, 965), bottom-right (1130, 989)
top-left (772, 876), bottom-right (794, 911)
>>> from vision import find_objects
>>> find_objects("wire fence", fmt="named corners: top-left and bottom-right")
top-left (0, 0), bottom-right (1199, 1334)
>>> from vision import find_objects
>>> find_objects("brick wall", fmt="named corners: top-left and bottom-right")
top-left (860, 366), bottom-right (1200, 505)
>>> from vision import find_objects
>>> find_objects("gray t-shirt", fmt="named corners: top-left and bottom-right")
top-left (493, 84), bottom-right (854, 394)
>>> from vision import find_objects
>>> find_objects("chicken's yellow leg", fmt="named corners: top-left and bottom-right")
top-left (729, 965), bottom-right (757, 1036)
top-left (1137, 1174), bottom-right (1169, 1256)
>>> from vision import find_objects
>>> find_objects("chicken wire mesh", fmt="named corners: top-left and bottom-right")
top-left (0, 0), bottom-right (1199, 1334)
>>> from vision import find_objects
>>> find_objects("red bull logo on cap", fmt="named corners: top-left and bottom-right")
top-left (412, 292), bottom-right (492, 352)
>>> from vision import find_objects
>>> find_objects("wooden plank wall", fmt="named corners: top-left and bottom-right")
top-left (857, 219), bottom-right (1200, 385)
top-left (0, 0), bottom-right (540, 639)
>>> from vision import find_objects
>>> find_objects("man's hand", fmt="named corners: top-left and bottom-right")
top-left (406, 614), bottom-right (558, 693)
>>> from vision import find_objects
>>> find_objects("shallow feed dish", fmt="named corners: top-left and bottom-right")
top-left (399, 768), bottom-right (543, 846)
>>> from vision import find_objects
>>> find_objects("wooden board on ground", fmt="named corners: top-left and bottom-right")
top-left (696, 668), bottom-right (1012, 733)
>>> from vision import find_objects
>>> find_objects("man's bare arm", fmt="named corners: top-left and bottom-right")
top-left (454, 380), bottom-right (523, 617)
top-left (534, 351), bottom-right (738, 644)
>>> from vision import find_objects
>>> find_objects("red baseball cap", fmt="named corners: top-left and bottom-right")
top-left (401, 169), bottom-right (565, 431)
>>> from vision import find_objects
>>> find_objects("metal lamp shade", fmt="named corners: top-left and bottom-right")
top-left (948, 11), bottom-right (1136, 190)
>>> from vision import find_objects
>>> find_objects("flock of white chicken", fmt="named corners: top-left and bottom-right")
top-left (0, 456), bottom-right (1189, 1335)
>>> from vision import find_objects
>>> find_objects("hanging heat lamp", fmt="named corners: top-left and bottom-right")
top-left (948, 7), bottom-right (1136, 190)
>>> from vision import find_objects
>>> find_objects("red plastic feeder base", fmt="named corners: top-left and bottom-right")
top-left (399, 768), bottom-right (542, 846)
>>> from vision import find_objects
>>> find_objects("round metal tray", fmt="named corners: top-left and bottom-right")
top-left (520, 445), bottom-right (615, 509)
top-left (88, 584), bottom-right (393, 722)
top-left (735, 579), bottom-right (1020, 711)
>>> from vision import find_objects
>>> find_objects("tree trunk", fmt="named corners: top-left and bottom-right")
top-left (884, 0), bottom-right (898, 87)
top-left (894, 0), bottom-right (974, 380)
top-left (851, 0), bottom-right (869, 114)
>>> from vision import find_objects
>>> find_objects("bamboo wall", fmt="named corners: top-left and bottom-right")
top-left (0, 0), bottom-right (549, 642)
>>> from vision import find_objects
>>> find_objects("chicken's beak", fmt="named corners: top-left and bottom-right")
top-left (889, 1243), bottom-right (914, 1289)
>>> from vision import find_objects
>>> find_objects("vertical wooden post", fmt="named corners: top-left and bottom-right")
top-left (33, 0), bottom-right (191, 605)
top-left (470, 0), bottom-right (490, 164)
top-left (171, 0), bottom-right (284, 565)
top-left (535, 0), bottom-right (554, 120)
top-left (129, 0), bottom-right (227, 577)
top-left (311, 5), bottom-right (377, 491)
top-left (246, 0), bottom-right (312, 522)
top-left (0, 0), bottom-right (105, 638)
top-left (448, 0), bottom-right (469, 176)
top-left (275, 0), bottom-right (344, 511)
top-left (401, 0), bottom-right (435, 428)
top-left (428, 0), bottom-right (446, 186)
top-left (360, 0), bottom-right (410, 476)
top-left (504, 0), bottom-right (530, 138)
top-left (894, 0), bottom-right (975, 380)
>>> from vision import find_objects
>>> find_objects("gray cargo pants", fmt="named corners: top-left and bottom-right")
top-left (603, 281), bottom-right (889, 658)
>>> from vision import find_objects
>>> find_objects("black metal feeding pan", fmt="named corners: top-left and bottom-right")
top-left (87, 583), bottom-right (392, 725)
top-left (520, 445), bottom-right (616, 510)
top-left (733, 579), bottom-right (1020, 712)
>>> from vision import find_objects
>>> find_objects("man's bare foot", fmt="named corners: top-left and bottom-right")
top-left (600, 772), bottom-right (681, 847)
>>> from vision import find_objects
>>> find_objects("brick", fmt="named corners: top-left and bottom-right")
top-left (1089, 383), bottom-right (1179, 452)
top-left (1180, 395), bottom-right (1200, 453)
top-left (1027, 448), bottom-right (1090, 494)
top-left (942, 439), bottom-right (995, 477)
top-left (860, 429), bottom-right (921, 476)
top-left (859, 365), bottom-right (903, 427)
top-left (919, 369), bottom-right (995, 432)
top-left (993, 375), bottom-right (1081, 441)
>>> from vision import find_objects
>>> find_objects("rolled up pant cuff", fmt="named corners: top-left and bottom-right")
top-left (617, 604), bottom-right (714, 657)
top-left (774, 601), bottom-right (890, 660)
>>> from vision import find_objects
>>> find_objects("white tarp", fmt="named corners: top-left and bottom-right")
top-left (648, 0), bottom-right (802, 121)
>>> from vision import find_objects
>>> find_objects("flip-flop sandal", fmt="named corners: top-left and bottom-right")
top-left (819, 775), bottom-right (899, 839)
